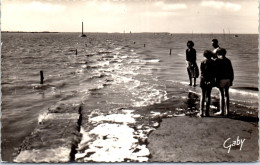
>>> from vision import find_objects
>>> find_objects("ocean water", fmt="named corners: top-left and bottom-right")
top-left (1, 32), bottom-right (258, 161)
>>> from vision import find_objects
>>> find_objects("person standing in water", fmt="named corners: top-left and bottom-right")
top-left (215, 48), bottom-right (234, 116)
top-left (199, 50), bottom-right (216, 117)
top-left (186, 40), bottom-right (199, 86)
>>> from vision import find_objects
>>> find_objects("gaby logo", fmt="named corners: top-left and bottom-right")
top-left (223, 136), bottom-right (245, 153)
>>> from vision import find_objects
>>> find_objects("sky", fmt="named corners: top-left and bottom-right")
top-left (1, 0), bottom-right (259, 33)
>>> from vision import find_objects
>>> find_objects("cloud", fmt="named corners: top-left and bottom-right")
top-left (84, 1), bottom-right (126, 14)
top-left (3, 1), bottom-right (66, 13)
top-left (200, 0), bottom-right (241, 11)
top-left (26, 1), bottom-right (66, 12)
top-left (2, 1), bottom-right (67, 32)
top-left (154, 1), bottom-right (187, 12)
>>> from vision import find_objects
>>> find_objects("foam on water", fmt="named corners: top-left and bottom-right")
top-left (131, 82), bottom-right (168, 107)
top-left (120, 55), bottom-right (128, 59)
top-left (114, 47), bottom-right (122, 50)
top-left (90, 113), bottom-right (136, 124)
top-left (143, 59), bottom-right (160, 63)
top-left (89, 84), bottom-right (104, 91)
top-left (81, 64), bottom-right (87, 68)
top-left (112, 75), bottom-right (135, 84)
top-left (77, 124), bottom-right (148, 162)
top-left (75, 68), bottom-right (84, 74)
top-left (75, 110), bottom-right (150, 162)
top-left (229, 88), bottom-right (258, 97)
top-left (88, 61), bottom-right (110, 68)
top-left (166, 80), bottom-right (190, 85)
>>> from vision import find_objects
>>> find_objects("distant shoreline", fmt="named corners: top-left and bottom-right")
top-left (1, 31), bottom-right (59, 33)
top-left (1, 31), bottom-right (257, 35)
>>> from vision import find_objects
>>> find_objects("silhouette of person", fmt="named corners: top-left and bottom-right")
top-left (199, 50), bottom-right (216, 117)
top-left (215, 48), bottom-right (234, 116)
top-left (211, 39), bottom-right (220, 59)
top-left (186, 40), bottom-right (199, 86)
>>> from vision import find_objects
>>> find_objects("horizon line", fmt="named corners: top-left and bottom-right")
top-left (1, 31), bottom-right (258, 35)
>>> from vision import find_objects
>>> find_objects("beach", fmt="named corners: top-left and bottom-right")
top-left (1, 32), bottom-right (258, 162)
top-left (148, 116), bottom-right (258, 162)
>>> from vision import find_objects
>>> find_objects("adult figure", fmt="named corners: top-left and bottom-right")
top-left (186, 40), bottom-right (199, 86)
top-left (212, 39), bottom-right (220, 59)
top-left (215, 48), bottom-right (234, 116)
top-left (199, 50), bottom-right (215, 117)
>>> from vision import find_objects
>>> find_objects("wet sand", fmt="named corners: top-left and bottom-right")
top-left (148, 116), bottom-right (258, 162)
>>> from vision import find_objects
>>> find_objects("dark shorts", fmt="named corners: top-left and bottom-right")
top-left (218, 79), bottom-right (231, 88)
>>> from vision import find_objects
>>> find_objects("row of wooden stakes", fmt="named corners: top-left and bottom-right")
top-left (40, 44), bottom-right (173, 84)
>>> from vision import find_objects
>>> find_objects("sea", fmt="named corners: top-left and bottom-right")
top-left (1, 32), bottom-right (258, 162)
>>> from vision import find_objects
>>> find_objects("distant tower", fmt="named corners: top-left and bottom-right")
top-left (81, 22), bottom-right (86, 37)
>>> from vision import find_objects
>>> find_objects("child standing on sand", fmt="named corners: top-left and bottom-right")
top-left (214, 48), bottom-right (234, 116)
top-left (186, 41), bottom-right (199, 86)
top-left (199, 50), bottom-right (216, 117)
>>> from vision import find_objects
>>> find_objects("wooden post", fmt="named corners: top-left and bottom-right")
top-left (40, 70), bottom-right (44, 84)
top-left (81, 22), bottom-right (86, 37)
top-left (75, 49), bottom-right (77, 55)
top-left (82, 22), bottom-right (83, 36)
top-left (223, 29), bottom-right (225, 40)
top-left (170, 48), bottom-right (172, 55)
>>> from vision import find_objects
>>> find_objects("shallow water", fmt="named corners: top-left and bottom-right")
top-left (1, 32), bottom-right (258, 161)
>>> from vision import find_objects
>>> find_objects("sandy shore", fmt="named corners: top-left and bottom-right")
top-left (148, 116), bottom-right (258, 162)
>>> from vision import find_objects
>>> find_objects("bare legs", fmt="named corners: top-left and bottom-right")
top-left (200, 87), bottom-right (212, 117)
top-left (201, 86), bottom-right (230, 117)
top-left (218, 87), bottom-right (230, 116)
top-left (225, 87), bottom-right (230, 115)
top-left (187, 69), bottom-right (192, 86)
top-left (187, 69), bottom-right (197, 86)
